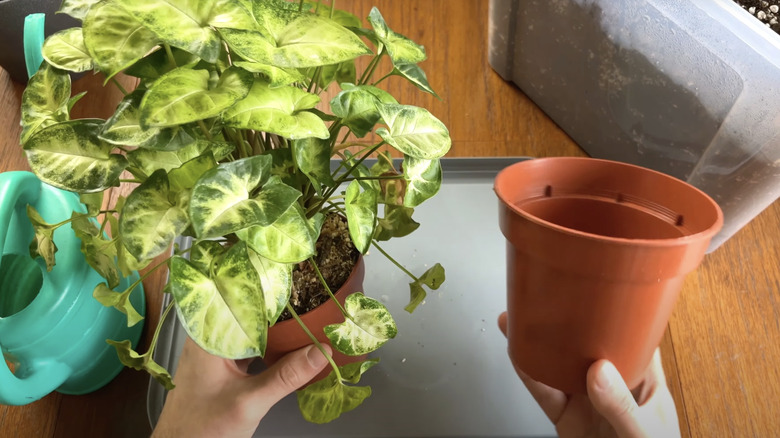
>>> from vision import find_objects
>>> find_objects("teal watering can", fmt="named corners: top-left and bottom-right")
top-left (0, 172), bottom-right (145, 405)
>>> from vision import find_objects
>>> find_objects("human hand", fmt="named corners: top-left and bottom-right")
top-left (152, 336), bottom-right (331, 438)
top-left (498, 312), bottom-right (680, 438)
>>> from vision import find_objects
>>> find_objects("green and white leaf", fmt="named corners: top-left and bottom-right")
top-left (41, 28), bottom-right (94, 73)
top-left (83, 0), bottom-right (159, 79)
top-left (26, 205), bottom-right (58, 271)
top-left (140, 67), bottom-right (252, 127)
top-left (330, 84), bottom-right (397, 138)
top-left (93, 283), bottom-right (144, 326)
top-left (67, 91), bottom-right (87, 112)
top-left (20, 63), bottom-right (70, 145)
top-left (168, 154), bottom-right (216, 192)
top-left (402, 156), bottom-right (441, 207)
top-left (119, 0), bottom-right (255, 63)
top-left (100, 91), bottom-right (167, 147)
top-left (79, 192), bottom-right (104, 216)
top-left (324, 293), bottom-right (397, 356)
top-left (120, 170), bottom-right (190, 260)
top-left (315, 61), bottom-right (356, 91)
top-left (59, 0), bottom-right (102, 20)
top-left (296, 360), bottom-right (375, 424)
top-left (71, 214), bottom-right (120, 288)
top-left (124, 47), bottom-right (200, 81)
top-left (107, 339), bottom-right (174, 390)
top-left (376, 104), bottom-right (451, 159)
top-left (236, 203), bottom-right (314, 264)
top-left (292, 137), bottom-right (335, 189)
top-left (189, 240), bottom-right (226, 275)
top-left (169, 243), bottom-right (268, 359)
top-left (374, 205), bottom-right (419, 241)
top-left (190, 156), bottom-right (302, 239)
top-left (24, 119), bottom-right (128, 193)
top-left (406, 281), bottom-right (426, 314)
top-left (345, 180), bottom-right (377, 254)
top-left (221, 14), bottom-right (370, 68)
top-left (127, 140), bottom-right (232, 177)
top-left (247, 249), bottom-right (292, 325)
top-left (233, 61), bottom-right (305, 87)
top-left (223, 79), bottom-right (329, 140)
top-left (392, 63), bottom-right (439, 98)
top-left (367, 7), bottom-right (426, 65)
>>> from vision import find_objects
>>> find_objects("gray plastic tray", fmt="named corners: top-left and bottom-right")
top-left (147, 157), bottom-right (555, 437)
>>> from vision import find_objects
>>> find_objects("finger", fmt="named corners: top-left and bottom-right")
top-left (497, 312), bottom-right (508, 337)
top-left (247, 344), bottom-right (332, 414)
top-left (587, 360), bottom-right (646, 438)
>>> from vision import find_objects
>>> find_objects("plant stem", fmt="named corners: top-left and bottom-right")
top-left (148, 301), bottom-right (175, 357)
top-left (359, 52), bottom-right (385, 85)
top-left (119, 178), bottom-right (142, 184)
top-left (164, 43), bottom-right (177, 69)
top-left (372, 71), bottom-right (394, 86)
top-left (285, 302), bottom-right (343, 381)
top-left (309, 257), bottom-right (348, 316)
top-left (110, 77), bottom-right (129, 96)
top-left (344, 175), bottom-right (403, 182)
top-left (197, 120), bottom-right (213, 141)
top-left (330, 0), bottom-right (336, 18)
top-left (322, 141), bottom-right (385, 202)
top-left (298, 0), bottom-right (305, 12)
top-left (371, 240), bottom-right (419, 281)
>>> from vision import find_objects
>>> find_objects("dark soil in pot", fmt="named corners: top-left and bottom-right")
top-left (278, 213), bottom-right (359, 322)
top-left (732, 0), bottom-right (780, 35)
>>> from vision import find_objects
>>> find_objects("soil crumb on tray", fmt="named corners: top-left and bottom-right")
top-left (278, 213), bottom-right (359, 321)
top-left (733, 0), bottom-right (780, 35)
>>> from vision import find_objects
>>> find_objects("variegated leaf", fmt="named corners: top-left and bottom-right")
top-left (127, 140), bottom-right (233, 177)
top-left (41, 28), bottom-right (94, 72)
top-left (221, 14), bottom-right (370, 68)
top-left (169, 243), bottom-right (268, 359)
top-left (402, 156), bottom-right (442, 207)
top-left (83, 0), bottom-right (159, 79)
top-left (247, 248), bottom-right (292, 325)
top-left (71, 214), bottom-right (120, 289)
top-left (374, 205), bottom-right (419, 241)
top-left (93, 283), bottom-right (144, 327)
top-left (367, 7), bottom-right (426, 65)
top-left (26, 205), bottom-right (58, 271)
top-left (107, 339), bottom-right (174, 390)
top-left (376, 104), bottom-right (451, 160)
top-left (405, 263), bottom-right (445, 313)
top-left (296, 359), bottom-right (376, 424)
top-left (119, 0), bottom-right (255, 63)
top-left (189, 240), bottom-right (227, 275)
top-left (119, 170), bottom-right (190, 260)
top-left (20, 63), bottom-right (70, 145)
top-left (100, 91), bottom-right (168, 147)
top-left (190, 156), bottom-right (301, 239)
top-left (392, 63), bottom-right (440, 98)
top-left (330, 83), bottom-right (397, 138)
top-left (168, 155), bottom-right (216, 192)
top-left (24, 119), bottom-right (128, 193)
top-left (324, 293), bottom-right (397, 356)
top-left (59, 0), bottom-right (102, 20)
top-left (236, 203), bottom-right (314, 263)
top-left (222, 79), bottom-right (329, 140)
top-left (345, 180), bottom-right (377, 254)
top-left (140, 67), bottom-right (252, 127)
top-left (233, 61), bottom-right (305, 87)
top-left (292, 137), bottom-right (335, 189)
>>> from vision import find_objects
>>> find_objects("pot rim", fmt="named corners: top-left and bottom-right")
top-left (494, 157), bottom-right (724, 248)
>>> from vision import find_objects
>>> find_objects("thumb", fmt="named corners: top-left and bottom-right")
top-left (587, 360), bottom-right (645, 438)
top-left (248, 344), bottom-right (332, 414)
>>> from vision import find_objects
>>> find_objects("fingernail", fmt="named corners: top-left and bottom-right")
top-left (306, 345), bottom-right (330, 369)
top-left (594, 361), bottom-right (620, 391)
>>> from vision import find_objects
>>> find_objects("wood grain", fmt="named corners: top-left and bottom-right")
top-left (0, 1), bottom-right (777, 437)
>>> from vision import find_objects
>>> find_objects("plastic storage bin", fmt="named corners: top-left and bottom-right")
top-left (489, 0), bottom-right (780, 251)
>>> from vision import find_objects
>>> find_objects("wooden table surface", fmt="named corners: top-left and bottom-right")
top-left (1, 1), bottom-right (778, 437)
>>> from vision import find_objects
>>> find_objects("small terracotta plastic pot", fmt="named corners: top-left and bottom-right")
top-left (494, 157), bottom-right (723, 393)
top-left (263, 256), bottom-right (366, 381)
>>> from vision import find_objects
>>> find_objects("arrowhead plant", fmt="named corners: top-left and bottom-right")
top-left (21, 0), bottom-right (449, 424)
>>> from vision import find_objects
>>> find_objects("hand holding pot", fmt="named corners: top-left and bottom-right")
top-left (498, 313), bottom-right (680, 438)
top-left (152, 337), bottom-right (331, 438)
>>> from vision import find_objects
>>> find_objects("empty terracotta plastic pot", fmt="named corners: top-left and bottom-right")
top-left (494, 157), bottom-right (723, 393)
top-left (263, 256), bottom-right (366, 382)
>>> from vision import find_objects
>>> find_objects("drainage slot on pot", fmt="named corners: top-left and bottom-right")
top-left (518, 197), bottom-right (686, 239)
top-left (0, 253), bottom-right (44, 317)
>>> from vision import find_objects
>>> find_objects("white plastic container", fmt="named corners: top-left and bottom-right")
top-left (489, 0), bottom-right (780, 251)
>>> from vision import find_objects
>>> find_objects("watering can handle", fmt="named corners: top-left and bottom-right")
top-left (0, 345), bottom-right (71, 405)
top-left (0, 172), bottom-right (72, 405)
